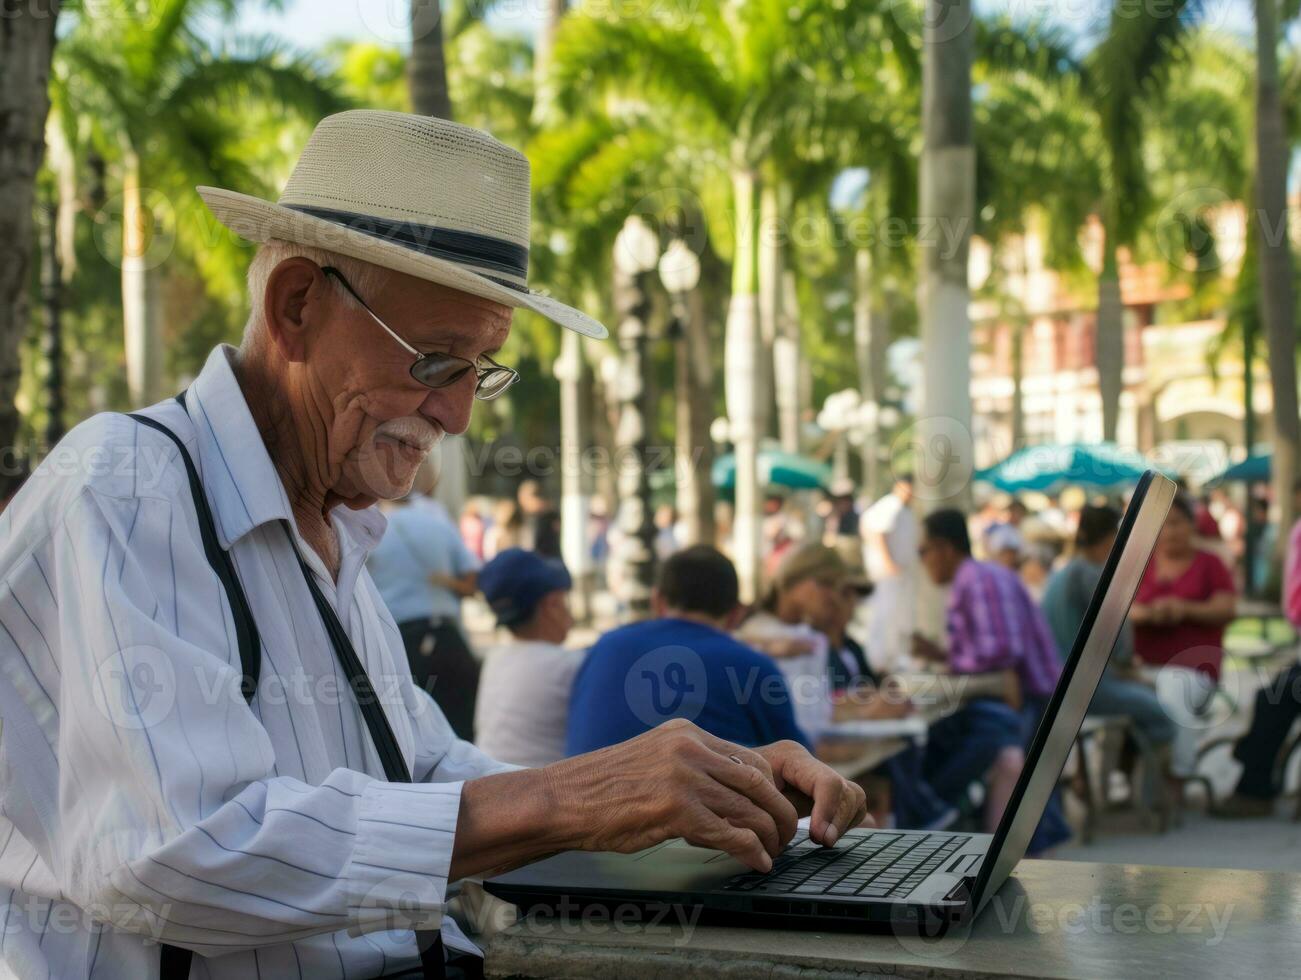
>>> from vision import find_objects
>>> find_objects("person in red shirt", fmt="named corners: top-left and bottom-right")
top-left (1131, 492), bottom-right (1237, 781)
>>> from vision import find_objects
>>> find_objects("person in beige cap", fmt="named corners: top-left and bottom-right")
top-left (738, 544), bottom-right (911, 741)
top-left (0, 111), bottom-right (865, 980)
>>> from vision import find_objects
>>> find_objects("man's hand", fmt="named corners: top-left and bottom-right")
top-left (756, 739), bottom-right (869, 846)
top-left (541, 720), bottom-right (865, 873)
top-left (911, 631), bottom-right (948, 663)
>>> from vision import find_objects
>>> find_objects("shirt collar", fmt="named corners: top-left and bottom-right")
top-left (182, 346), bottom-right (293, 549)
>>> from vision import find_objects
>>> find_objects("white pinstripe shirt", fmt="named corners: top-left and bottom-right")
top-left (0, 345), bottom-right (512, 978)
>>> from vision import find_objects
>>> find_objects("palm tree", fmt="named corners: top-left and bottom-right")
top-left (551, 0), bottom-right (902, 598)
top-left (975, 62), bottom-right (1101, 453)
top-left (52, 0), bottom-right (344, 407)
top-left (410, 0), bottom-right (452, 118)
top-left (917, 0), bottom-right (976, 508)
top-left (0, 2), bottom-right (60, 455)
top-left (1253, 0), bottom-right (1299, 559)
top-left (1086, 0), bottom-right (1201, 441)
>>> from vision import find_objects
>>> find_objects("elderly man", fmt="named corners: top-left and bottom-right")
top-left (0, 111), bottom-right (864, 979)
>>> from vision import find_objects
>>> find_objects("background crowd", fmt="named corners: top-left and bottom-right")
top-left (355, 458), bottom-right (1301, 853)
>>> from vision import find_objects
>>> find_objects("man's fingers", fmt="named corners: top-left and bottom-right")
top-left (771, 749), bottom-right (868, 845)
top-left (809, 770), bottom-right (868, 845)
top-left (705, 755), bottom-right (799, 848)
top-left (694, 732), bottom-right (775, 783)
top-left (698, 774), bottom-right (792, 858)
top-left (682, 806), bottom-right (772, 872)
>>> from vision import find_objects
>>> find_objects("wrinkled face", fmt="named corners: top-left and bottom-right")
top-left (277, 259), bottom-right (513, 504)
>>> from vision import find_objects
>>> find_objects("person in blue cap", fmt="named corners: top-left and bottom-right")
top-left (474, 547), bottom-right (584, 766)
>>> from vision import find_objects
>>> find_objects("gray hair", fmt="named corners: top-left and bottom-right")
top-left (240, 240), bottom-right (389, 355)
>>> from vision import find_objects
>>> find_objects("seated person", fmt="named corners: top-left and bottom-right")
top-left (1216, 488), bottom-right (1301, 818)
top-left (566, 545), bottom-right (809, 754)
top-left (1130, 492), bottom-right (1236, 784)
top-left (913, 510), bottom-right (1063, 718)
top-left (913, 509), bottom-right (1071, 852)
top-left (822, 580), bottom-right (955, 831)
top-left (739, 544), bottom-right (906, 739)
top-left (1041, 504), bottom-right (1175, 753)
top-left (474, 548), bottom-right (585, 767)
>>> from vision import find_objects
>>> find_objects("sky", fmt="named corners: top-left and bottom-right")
top-left (215, 0), bottom-right (1267, 54)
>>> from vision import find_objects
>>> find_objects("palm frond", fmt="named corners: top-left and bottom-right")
top-left (550, 13), bottom-right (736, 130)
top-left (975, 15), bottom-right (1081, 82)
top-left (1087, 0), bottom-right (1202, 243)
top-left (162, 36), bottom-right (348, 123)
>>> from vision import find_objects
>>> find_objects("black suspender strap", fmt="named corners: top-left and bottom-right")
top-left (131, 395), bottom-right (444, 979)
top-left (129, 394), bottom-right (261, 980)
top-left (128, 394), bottom-right (261, 702)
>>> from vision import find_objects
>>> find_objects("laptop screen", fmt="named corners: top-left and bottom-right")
top-left (971, 471), bottom-right (1176, 911)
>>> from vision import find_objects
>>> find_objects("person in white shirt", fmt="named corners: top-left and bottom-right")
top-left (860, 474), bottom-right (918, 672)
top-left (474, 549), bottom-right (583, 767)
top-left (0, 110), bottom-right (866, 980)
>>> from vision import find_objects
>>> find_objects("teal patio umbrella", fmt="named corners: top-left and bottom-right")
top-left (975, 442), bottom-right (1151, 495)
top-left (1209, 452), bottom-right (1270, 485)
top-left (712, 448), bottom-right (832, 491)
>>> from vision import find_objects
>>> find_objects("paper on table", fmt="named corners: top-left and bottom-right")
top-left (822, 716), bottom-right (929, 741)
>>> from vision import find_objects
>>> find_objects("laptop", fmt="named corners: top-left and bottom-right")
top-left (485, 471), bottom-right (1175, 933)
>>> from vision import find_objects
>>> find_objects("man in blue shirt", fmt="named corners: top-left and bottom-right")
top-left (368, 476), bottom-right (481, 739)
top-left (567, 545), bottom-right (809, 755)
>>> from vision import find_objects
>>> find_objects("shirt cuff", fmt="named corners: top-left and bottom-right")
top-left (346, 779), bottom-right (464, 936)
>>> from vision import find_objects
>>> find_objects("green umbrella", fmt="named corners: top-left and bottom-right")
top-left (712, 448), bottom-right (832, 491)
top-left (975, 442), bottom-right (1152, 494)
top-left (1208, 452), bottom-right (1270, 485)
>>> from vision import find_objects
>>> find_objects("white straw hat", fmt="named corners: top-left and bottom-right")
top-left (197, 110), bottom-right (607, 339)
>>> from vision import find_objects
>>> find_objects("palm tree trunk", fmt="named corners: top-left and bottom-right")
top-left (762, 181), bottom-right (800, 453)
top-left (774, 266), bottom-right (802, 453)
top-left (0, 2), bottom-right (60, 453)
top-left (409, 0), bottom-right (452, 118)
top-left (1254, 0), bottom-right (1299, 562)
top-left (854, 245), bottom-right (877, 493)
top-left (532, 0), bottom-right (567, 125)
top-left (727, 167), bottom-right (764, 601)
top-left (40, 194), bottom-right (64, 446)
top-left (1095, 227), bottom-right (1125, 443)
top-left (1010, 321), bottom-right (1025, 449)
top-left (758, 181), bottom-right (781, 442)
top-left (676, 284), bottom-right (716, 547)
top-left (121, 151), bottom-right (163, 407)
top-left (557, 327), bottom-right (590, 619)
top-left (918, 0), bottom-right (975, 509)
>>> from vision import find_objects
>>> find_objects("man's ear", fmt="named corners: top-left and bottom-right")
top-left (263, 258), bottom-right (327, 364)
top-left (723, 604), bottom-right (745, 631)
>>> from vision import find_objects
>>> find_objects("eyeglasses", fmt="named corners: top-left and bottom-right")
top-left (322, 266), bottom-right (520, 401)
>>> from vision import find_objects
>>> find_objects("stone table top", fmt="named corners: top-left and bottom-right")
top-left (478, 858), bottom-right (1301, 979)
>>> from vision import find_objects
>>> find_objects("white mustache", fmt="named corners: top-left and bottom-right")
top-left (374, 416), bottom-right (443, 453)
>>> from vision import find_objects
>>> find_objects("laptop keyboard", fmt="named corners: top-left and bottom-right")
top-left (721, 831), bottom-right (971, 899)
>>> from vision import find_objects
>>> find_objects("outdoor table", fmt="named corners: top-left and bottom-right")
top-left (817, 670), bottom-right (1013, 780)
top-left (476, 859), bottom-right (1301, 979)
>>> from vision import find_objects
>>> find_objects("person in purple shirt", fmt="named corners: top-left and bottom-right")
top-left (917, 519), bottom-right (1063, 702)
top-left (913, 509), bottom-right (1071, 852)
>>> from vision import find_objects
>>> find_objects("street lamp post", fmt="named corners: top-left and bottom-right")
top-left (612, 216), bottom-right (661, 617)
top-left (658, 240), bottom-right (714, 548)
